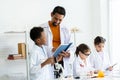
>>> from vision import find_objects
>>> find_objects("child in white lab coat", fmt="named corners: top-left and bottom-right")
top-left (29, 27), bottom-right (55, 80)
top-left (73, 43), bottom-right (94, 77)
top-left (89, 36), bottom-right (113, 73)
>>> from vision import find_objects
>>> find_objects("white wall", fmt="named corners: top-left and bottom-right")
top-left (91, 0), bottom-right (109, 52)
top-left (0, 0), bottom-right (92, 31)
top-left (0, 0), bottom-right (109, 55)
top-left (109, 0), bottom-right (120, 68)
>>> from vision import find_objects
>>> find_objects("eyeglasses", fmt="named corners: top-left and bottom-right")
top-left (81, 51), bottom-right (91, 56)
top-left (83, 53), bottom-right (90, 56)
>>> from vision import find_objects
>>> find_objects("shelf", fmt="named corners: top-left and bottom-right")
top-left (4, 31), bottom-right (25, 33)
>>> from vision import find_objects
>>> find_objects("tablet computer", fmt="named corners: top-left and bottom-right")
top-left (53, 42), bottom-right (72, 57)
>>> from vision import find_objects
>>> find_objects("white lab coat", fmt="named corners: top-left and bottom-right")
top-left (40, 22), bottom-right (75, 76)
top-left (89, 50), bottom-right (111, 71)
top-left (73, 55), bottom-right (94, 77)
top-left (30, 44), bottom-right (54, 80)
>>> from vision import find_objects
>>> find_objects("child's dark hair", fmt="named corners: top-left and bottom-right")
top-left (94, 36), bottom-right (106, 45)
top-left (52, 6), bottom-right (66, 16)
top-left (75, 43), bottom-right (90, 56)
top-left (30, 27), bottom-right (44, 41)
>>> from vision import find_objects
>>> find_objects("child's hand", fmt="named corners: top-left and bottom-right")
top-left (52, 47), bottom-right (56, 52)
top-left (107, 66), bottom-right (113, 71)
top-left (56, 55), bottom-right (63, 62)
top-left (94, 70), bottom-right (99, 74)
top-left (61, 51), bottom-right (70, 57)
top-left (48, 57), bottom-right (55, 65)
top-left (42, 57), bottom-right (55, 67)
top-left (87, 71), bottom-right (94, 76)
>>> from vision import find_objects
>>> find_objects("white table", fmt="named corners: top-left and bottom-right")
top-left (0, 54), bottom-right (27, 80)
top-left (54, 70), bottom-right (120, 80)
top-left (56, 76), bottom-right (120, 80)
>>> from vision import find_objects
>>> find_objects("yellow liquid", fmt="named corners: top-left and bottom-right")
top-left (98, 71), bottom-right (104, 78)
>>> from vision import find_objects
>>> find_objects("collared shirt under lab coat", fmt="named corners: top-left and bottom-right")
top-left (30, 44), bottom-right (54, 80)
top-left (89, 50), bottom-right (111, 71)
top-left (40, 22), bottom-right (75, 76)
top-left (73, 55), bottom-right (94, 77)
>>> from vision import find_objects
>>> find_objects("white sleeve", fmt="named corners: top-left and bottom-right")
top-left (73, 59), bottom-right (79, 76)
top-left (104, 52), bottom-right (111, 69)
top-left (87, 58), bottom-right (95, 71)
top-left (88, 53), bottom-right (95, 68)
top-left (30, 51), bottom-right (42, 74)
